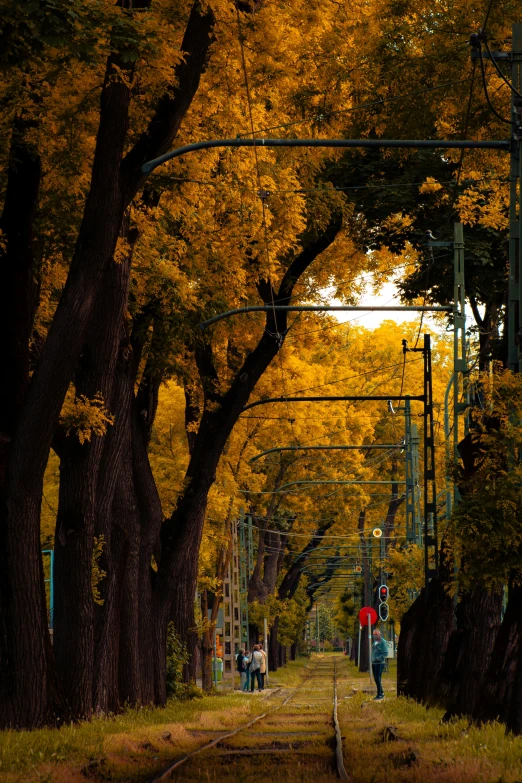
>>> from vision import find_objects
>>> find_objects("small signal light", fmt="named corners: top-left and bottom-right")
top-left (379, 585), bottom-right (389, 603)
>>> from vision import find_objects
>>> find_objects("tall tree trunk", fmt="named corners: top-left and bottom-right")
top-left (397, 558), bottom-right (454, 704)
top-left (269, 616), bottom-right (280, 672)
top-left (54, 232), bottom-right (134, 718)
top-left (157, 220), bottom-right (342, 665)
top-left (437, 586), bottom-right (502, 719)
top-left (473, 583), bottom-right (522, 730)
top-left (116, 448), bottom-right (141, 706)
top-left (0, 118), bottom-right (46, 726)
top-left (200, 590), bottom-right (213, 692)
top-left (4, 38), bottom-right (137, 727)
top-left (92, 324), bottom-right (136, 714)
top-left (1, 0), bottom-right (216, 728)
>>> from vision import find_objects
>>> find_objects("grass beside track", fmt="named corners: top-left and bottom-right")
top-left (0, 691), bottom-right (269, 782)
top-left (5, 655), bottom-right (522, 782)
top-left (337, 656), bottom-right (522, 783)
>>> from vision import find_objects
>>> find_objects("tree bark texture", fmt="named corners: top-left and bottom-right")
top-left (397, 574), bottom-right (454, 704)
top-left (436, 586), bottom-right (502, 719)
top-left (0, 118), bottom-right (46, 726)
top-left (0, 0), bottom-right (216, 727)
top-left (473, 583), bottom-right (522, 731)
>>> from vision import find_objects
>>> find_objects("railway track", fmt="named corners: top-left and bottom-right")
top-left (147, 656), bottom-right (351, 782)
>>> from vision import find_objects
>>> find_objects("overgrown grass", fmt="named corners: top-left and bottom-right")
top-left (268, 655), bottom-right (311, 688)
top-left (10, 656), bottom-right (522, 783)
top-left (338, 659), bottom-right (522, 783)
top-left (0, 692), bottom-right (267, 782)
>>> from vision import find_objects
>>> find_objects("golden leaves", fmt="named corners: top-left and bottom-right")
top-left (92, 535), bottom-right (107, 606)
top-left (59, 390), bottom-right (115, 444)
top-left (419, 177), bottom-right (443, 194)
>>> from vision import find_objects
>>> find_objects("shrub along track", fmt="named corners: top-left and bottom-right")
top-left (147, 656), bottom-right (350, 782)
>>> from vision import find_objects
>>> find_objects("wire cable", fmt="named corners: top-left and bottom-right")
top-left (478, 43), bottom-right (513, 125)
top-left (236, 79), bottom-right (473, 138)
top-left (481, 0), bottom-right (495, 33)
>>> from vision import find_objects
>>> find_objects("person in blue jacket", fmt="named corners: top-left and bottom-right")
top-left (371, 628), bottom-right (388, 700)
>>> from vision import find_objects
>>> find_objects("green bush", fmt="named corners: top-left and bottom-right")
top-left (165, 622), bottom-right (195, 699)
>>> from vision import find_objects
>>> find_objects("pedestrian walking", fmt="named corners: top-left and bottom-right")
top-left (236, 648), bottom-right (247, 691)
top-left (249, 644), bottom-right (263, 692)
top-left (258, 642), bottom-right (268, 689)
top-left (371, 628), bottom-right (388, 701)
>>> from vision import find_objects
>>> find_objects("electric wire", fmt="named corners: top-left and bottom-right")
top-left (483, 37), bottom-right (522, 100)
top-left (481, 0), bottom-right (495, 34)
top-left (276, 356), bottom-right (423, 396)
top-left (236, 78), bottom-right (473, 138)
top-left (478, 43), bottom-right (513, 125)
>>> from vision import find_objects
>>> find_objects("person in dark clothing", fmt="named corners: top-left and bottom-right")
top-left (371, 629), bottom-right (388, 700)
top-left (236, 648), bottom-right (247, 691)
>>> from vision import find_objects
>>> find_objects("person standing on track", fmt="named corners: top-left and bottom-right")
top-left (249, 644), bottom-right (263, 692)
top-left (258, 642), bottom-right (268, 689)
top-left (371, 629), bottom-right (388, 700)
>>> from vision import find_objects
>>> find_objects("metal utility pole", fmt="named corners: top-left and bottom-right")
top-left (423, 334), bottom-right (438, 582)
top-left (508, 24), bottom-right (522, 371)
top-left (239, 510), bottom-right (249, 649)
top-left (404, 336), bottom-right (438, 586)
top-left (404, 397), bottom-right (421, 544)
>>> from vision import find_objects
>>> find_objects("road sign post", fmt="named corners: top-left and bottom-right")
top-left (359, 606), bottom-right (377, 687)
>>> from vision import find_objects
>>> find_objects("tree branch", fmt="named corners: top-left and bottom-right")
top-left (121, 2), bottom-right (216, 202)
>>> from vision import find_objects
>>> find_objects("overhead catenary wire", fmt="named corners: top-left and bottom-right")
top-left (236, 78), bottom-right (474, 138)
top-left (483, 37), bottom-right (522, 101)
top-left (478, 42), bottom-right (513, 125)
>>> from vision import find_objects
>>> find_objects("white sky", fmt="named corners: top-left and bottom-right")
top-left (328, 273), bottom-right (440, 332)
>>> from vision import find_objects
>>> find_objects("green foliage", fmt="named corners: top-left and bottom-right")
top-left (384, 543), bottom-right (424, 623)
top-left (279, 598), bottom-right (307, 647)
top-left (165, 623), bottom-right (201, 700)
top-left (448, 370), bottom-right (522, 589)
top-left (248, 596), bottom-right (281, 630)
top-left (335, 589), bottom-right (357, 637)
top-left (317, 604), bottom-right (334, 643)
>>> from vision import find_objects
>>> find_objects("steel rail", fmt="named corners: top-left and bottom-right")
top-left (199, 304), bottom-right (453, 329)
top-left (141, 137), bottom-right (510, 174)
top-left (250, 443), bottom-right (402, 462)
top-left (243, 394), bottom-right (424, 412)
top-left (334, 659), bottom-right (350, 781)
top-left (145, 659), bottom-right (349, 781)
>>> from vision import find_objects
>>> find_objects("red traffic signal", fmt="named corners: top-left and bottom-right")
top-left (379, 584), bottom-right (389, 603)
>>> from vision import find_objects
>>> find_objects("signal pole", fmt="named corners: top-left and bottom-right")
top-left (508, 24), bottom-right (522, 371)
